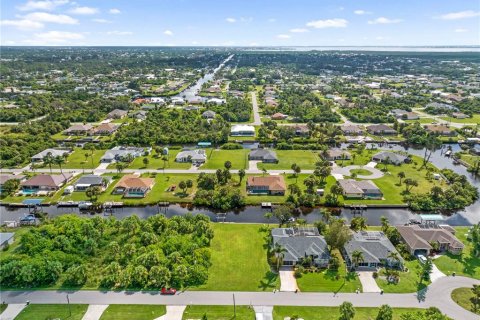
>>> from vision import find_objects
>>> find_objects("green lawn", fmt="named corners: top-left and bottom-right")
top-left (272, 306), bottom-right (423, 320)
top-left (182, 305), bottom-right (255, 320)
top-left (191, 223), bottom-right (279, 291)
top-left (257, 150), bottom-right (320, 170)
top-left (376, 259), bottom-right (429, 293)
top-left (458, 154), bottom-right (480, 167)
top-left (15, 304), bottom-right (88, 320)
top-left (434, 227), bottom-right (480, 279)
top-left (99, 305), bottom-right (166, 320)
top-left (404, 118), bottom-right (435, 124)
top-left (36, 148), bottom-right (107, 169)
top-left (440, 114), bottom-right (480, 124)
top-left (296, 250), bottom-right (361, 293)
top-left (125, 149), bottom-right (192, 170)
top-left (0, 304), bottom-right (7, 315)
top-left (202, 149), bottom-right (249, 170)
top-left (350, 168), bottom-right (373, 176)
top-left (451, 287), bottom-right (480, 315)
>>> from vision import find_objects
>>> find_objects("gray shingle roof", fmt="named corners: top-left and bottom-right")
top-left (372, 152), bottom-right (408, 165)
top-left (272, 227), bottom-right (329, 262)
top-left (344, 231), bottom-right (402, 264)
top-left (249, 149), bottom-right (278, 161)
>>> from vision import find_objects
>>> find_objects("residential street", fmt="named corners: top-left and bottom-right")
top-left (250, 91), bottom-right (262, 125)
top-left (2, 276), bottom-right (478, 320)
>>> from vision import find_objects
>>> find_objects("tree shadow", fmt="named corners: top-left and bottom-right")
top-left (257, 270), bottom-right (278, 291)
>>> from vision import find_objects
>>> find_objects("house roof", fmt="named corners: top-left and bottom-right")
top-left (327, 149), bottom-right (351, 158)
top-left (338, 179), bottom-right (382, 195)
top-left (92, 123), bottom-right (119, 133)
top-left (0, 174), bottom-right (25, 184)
top-left (340, 124), bottom-right (364, 133)
top-left (372, 151), bottom-right (408, 164)
top-left (115, 174), bottom-right (155, 189)
top-left (272, 227), bottom-right (329, 262)
top-left (396, 225), bottom-right (464, 251)
top-left (74, 174), bottom-right (107, 186)
top-left (107, 109), bottom-right (128, 117)
top-left (231, 124), bottom-right (255, 133)
top-left (249, 149), bottom-right (278, 160)
top-left (32, 148), bottom-right (70, 159)
top-left (202, 110), bottom-right (216, 118)
top-left (344, 231), bottom-right (402, 264)
top-left (21, 174), bottom-right (72, 188)
top-left (367, 124), bottom-right (396, 132)
top-left (247, 176), bottom-right (286, 191)
top-left (65, 124), bottom-right (93, 132)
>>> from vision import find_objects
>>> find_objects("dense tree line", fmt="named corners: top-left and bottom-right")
top-left (0, 214), bottom-right (213, 289)
top-left (208, 96), bottom-right (251, 122)
top-left (193, 171), bottom-right (245, 210)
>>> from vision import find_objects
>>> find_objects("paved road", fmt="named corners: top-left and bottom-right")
top-left (250, 91), bottom-right (262, 126)
top-left (2, 276), bottom-right (478, 320)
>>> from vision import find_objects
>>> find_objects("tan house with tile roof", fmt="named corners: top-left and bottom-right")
top-left (112, 174), bottom-right (155, 198)
top-left (246, 176), bottom-right (286, 195)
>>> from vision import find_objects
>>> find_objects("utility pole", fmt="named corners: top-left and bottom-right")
top-left (233, 293), bottom-right (236, 320)
top-left (67, 294), bottom-right (71, 317)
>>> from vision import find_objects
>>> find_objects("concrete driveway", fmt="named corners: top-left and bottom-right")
top-left (430, 264), bottom-right (446, 283)
top-left (358, 271), bottom-right (381, 293)
top-left (0, 304), bottom-right (27, 320)
top-left (279, 269), bottom-right (299, 292)
top-left (82, 305), bottom-right (109, 320)
top-left (156, 306), bottom-right (186, 320)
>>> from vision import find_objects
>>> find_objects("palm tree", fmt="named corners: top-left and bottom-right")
top-left (397, 171), bottom-right (405, 185)
top-left (43, 152), bottom-right (54, 173)
top-left (272, 243), bottom-right (287, 271)
top-left (387, 251), bottom-right (400, 269)
top-left (351, 250), bottom-right (364, 270)
top-left (238, 169), bottom-right (246, 184)
top-left (54, 155), bottom-right (65, 174)
top-left (380, 216), bottom-right (390, 233)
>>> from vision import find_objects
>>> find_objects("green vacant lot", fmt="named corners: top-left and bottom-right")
top-left (440, 114), bottom-right (480, 124)
top-left (376, 259), bottom-right (429, 293)
top-left (15, 304), bottom-right (88, 320)
top-left (273, 306), bottom-right (422, 320)
top-left (35, 148), bottom-right (107, 169)
top-left (182, 305), bottom-right (255, 320)
top-left (434, 227), bottom-right (480, 279)
top-left (191, 223), bottom-right (279, 291)
top-left (296, 250), bottom-right (361, 293)
top-left (257, 150), bottom-right (320, 170)
top-left (125, 149), bottom-right (192, 170)
top-left (451, 287), bottom-right (480, 315)
top-left (203, 149), bottom-right (249, 170)
top-left (100, 305), bottom-right (166, 320)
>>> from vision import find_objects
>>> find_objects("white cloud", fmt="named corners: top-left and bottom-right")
top-left (306, 18), bottom-right (348, 29)
top-left (354, 10), bottom-right (371, 15)
top-left (24, 12), bottom-right (78, 24)
top-left (455, 28), bottom-right (468, 33)
top-left (109, 8), bottom-right (121, 14)
top-left (69, 6), bottom-right (99, 15)
top-left (164, 30), bottom-right (173, 36)
top-left (29, 30), bottom-right (84, 44)
top-left (0, 19), bottom-right (44, 30)
top-left (277, 34), bottom-right (291, 39)
top-left (368, 17), bottom-right (403, 24)
top-left (106, 31), bottom-right (133, 35)
top-left (225, 17), bottom-right (236, 23)
top-left (439, 10), bottom-right (480, 20)
top-left (92, 18), bottom-right (111, 24)
top-left (17, 0), bottom-right (69, 11)
top-left (290, 28), bottom-right (309, 33)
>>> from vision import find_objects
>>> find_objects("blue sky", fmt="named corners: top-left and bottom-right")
top-left (1, 0), bottom-right (479, 46)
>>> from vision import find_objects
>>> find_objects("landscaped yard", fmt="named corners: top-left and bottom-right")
top-left (191, 223), bottom-right (279, 291)
top-left (182, 305), bottom-right (255, 320)
top-left (434, 227), bottom-right (480, 279)
top-left (202, 149), bottom-right (249, 170)
top-left (100, 305), bottom-right (166, 320)
top-left (272, 306), bottom-right (422, 320)
top-left (440, 114), bottom-right (480, 124)
top-left (36, 148), bottom-right (107, 169)
top-left (451, 287), bottom-right (480, 315)
top-left (115, 149), bottom-right (192, 170)
top-left (257, 150), bottom-right (320, 170)
top-left (296, 250), bottom-right (361, 293)
top-left (15, 304), bottom-right (88, 320)
top-left (375, 259), bottom-right (429, 293)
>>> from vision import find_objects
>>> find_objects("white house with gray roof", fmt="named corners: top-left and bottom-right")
top-left (343, 231), bottom-right (403, 271)
top-left (248, 149), bottom-right (278, 163)
top-left (175, 149), bottom-right (207, 164)
top-left (338, 179), bottom-right (383, 199)
top-left (31, 148), bottom-right (72, 162)
top-left (271, 227), bottom-right (330, 267)
top-left (100, 146), bottom-right (147, 163)
top-left (372, 151), bottom-right (410, 165)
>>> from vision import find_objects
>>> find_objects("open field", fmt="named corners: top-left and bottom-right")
top-left (191, 223), bottom-right (279, 291)
top-left (434, 227), bottom-right (480, 279)
top-left (202, 149), bottom-right (249, 170)
top-left (296, 250), bottom-right (361, 293)
top-left (35, 148), bottom-right (107, 169)
top-left (100, 305), bottom-right (166, 320)
top-left (182, 305), bottom-right (255, 320)
top-left (257, 150), bottom-right (320, 170)
top-left (451, 287), bottom-right (480, 315)
top-left (15, 304), bottom-right (88, 320)
top-left (440, 114), bottom-right (480, 124)
top-left (114, 149), bottom-right (192, 170)
top-left (273, 306), bottom-right (422, 320)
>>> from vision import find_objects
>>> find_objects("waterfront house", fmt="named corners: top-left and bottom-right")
top-left (366, 124), bottom-right (397, 135)
top-left (231, 124), bottom-right (255, 136)
top-left (112, 174), bottom-right (155, 198)
top-left (247, 175), bottom-right (286, 195)
top-left (21, 173), bottom-right (73, 193)
top-left (372, 152), bottom-right (410, 165)
top-left (338, 179), bottom-right (383, 199)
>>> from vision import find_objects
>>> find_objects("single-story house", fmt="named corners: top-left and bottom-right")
top-left (271, 227), bottom-right (330, 267)
top-left (246, 175), bottom-right (286, 195)
top-left (31, 148), bottom-right (72, 162)
top-left (390, 109), bottom-right (419, 120)
top-left (112, 174), bottom-right (155, 198)
top-left (231, 124), bottom-right (255, 136)
top-left (0, 174), bottom-right (26, 190)
top-left (64, 124), bottom-right (93, 135)
top-left (338, 179), bottom-right (383, 199)
top-left (324, 149), bottom-right (351, 161)
top-left (100, 146), bottom-right (147, 163)
top-left (424, 125), bottom-right (457, 136)
top-left (175, 149), bottom-right (207, 164)
top-left (372, 151), bottom-right (410, 165)
top-left (106, 109), bottom-right (128, 119)
top-left (271, 112), bottom-right (288, 120)
top-left (452, 112), bottom-right (468, 119)
top-left (74, 174), bottom-right (111, 191)
top-left (343, 231), bottom-right (403, 270)
top-left (21, 173), bottom-right (73, 192)
top-left (396, 224), bottom-right (464, 256)
top-left (202, 110), bottom-right (216, 119)
top-left (340, 124), bottom-right (364, 135)
top-left (91, 123), bottom-right (120, 135)
top-left (294, 125), bottom-right (310, 136)
top-left (248, 149), bottom-right (278, 163)
top-left (366, 124), bottom-right (397, 135)
top-left (207, 98), bottom-right (225, 105)
top-left (0, 233), bottom-right (14, 250)
top-left (425, 102), bottom-right (458, 112)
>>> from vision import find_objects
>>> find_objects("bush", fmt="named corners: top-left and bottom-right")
top-left (372, 271), bottom-right (378, 278)
top-left (294, 269), bottom-right (302, 278)
top-left (220, 143), bottom-right (243, 150)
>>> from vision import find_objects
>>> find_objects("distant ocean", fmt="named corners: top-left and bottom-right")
top-left (245, 46), bottom-right (480, 52)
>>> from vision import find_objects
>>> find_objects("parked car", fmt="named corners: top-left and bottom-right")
top-left (161, 287), bottom-right (177, 295)
top-left (20, 215), bottom-right (36, 222)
